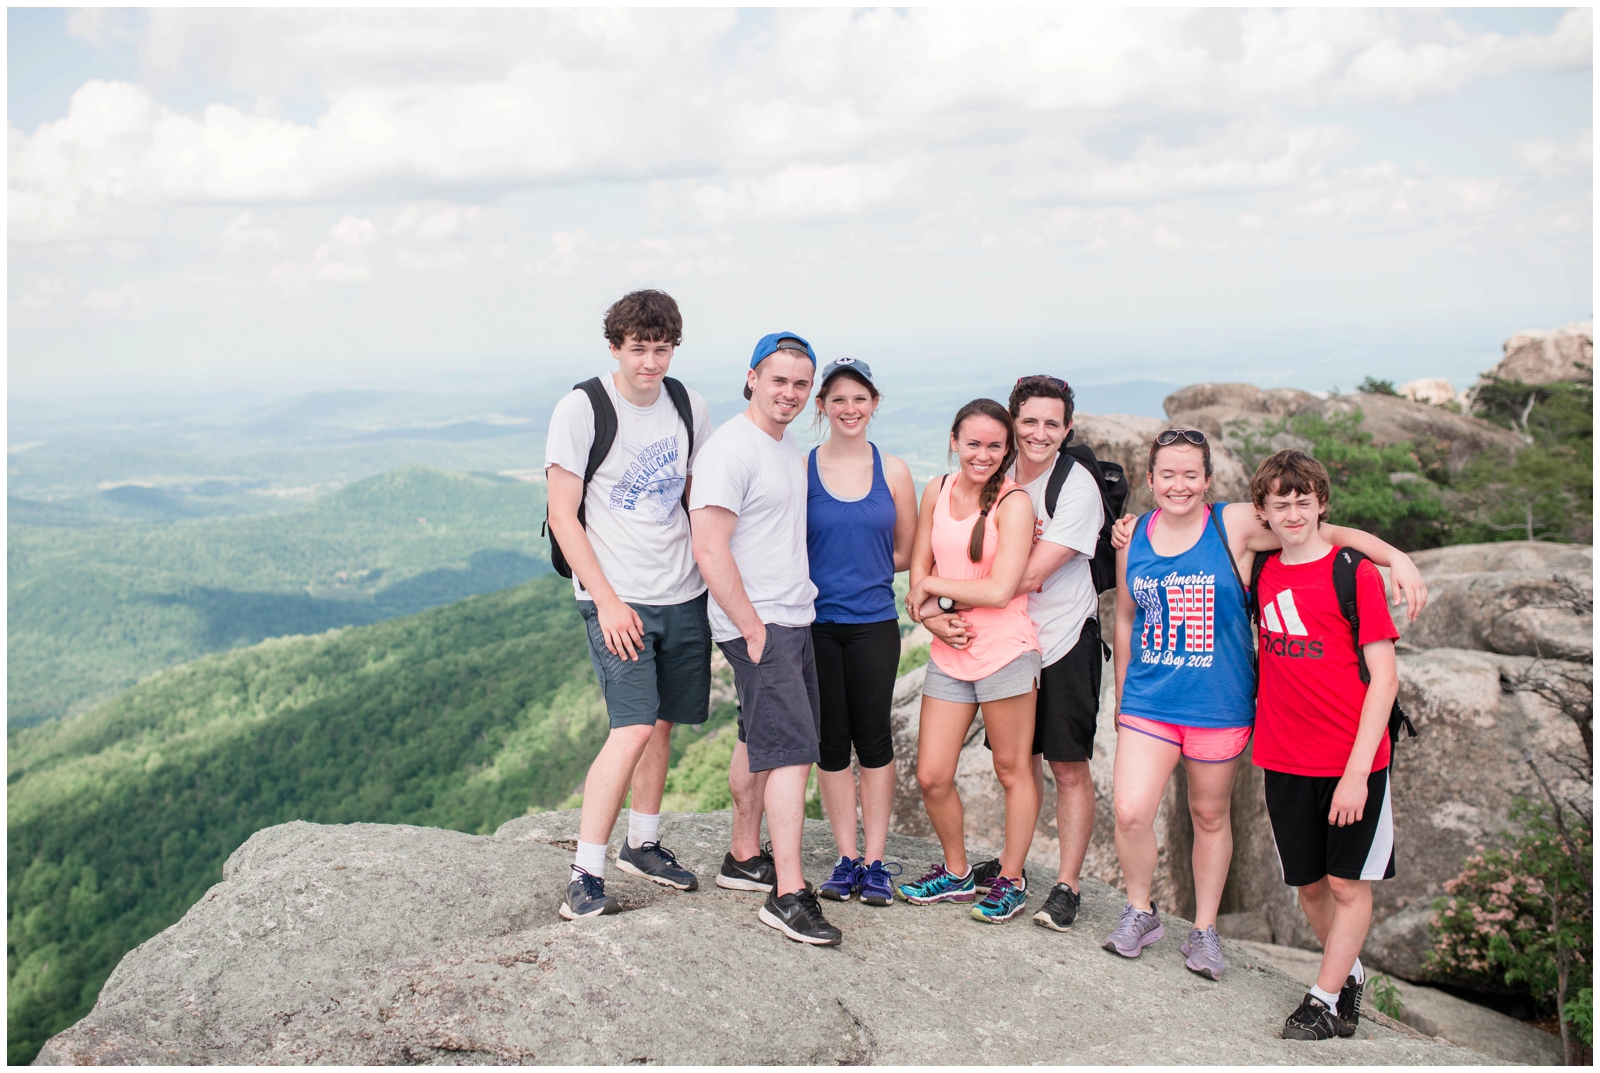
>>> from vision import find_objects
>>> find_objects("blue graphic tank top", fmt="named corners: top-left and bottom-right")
top-left (807, 444), bottom-right (899, 623)
top-left (1121, 504), bottom-right (1255, 728)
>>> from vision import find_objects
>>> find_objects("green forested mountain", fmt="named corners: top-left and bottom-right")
top-left (8, 466), bottom-right (549, 727)
top-left (6, 574), bottom-right (734, 1063)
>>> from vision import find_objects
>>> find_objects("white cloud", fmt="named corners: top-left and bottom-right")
top-left (1518, 129), bottom-right (1595, 179)
top-left (9, 9), bottom-right (1590, 243)
top-left (220, 211), bottom-right (286, 253)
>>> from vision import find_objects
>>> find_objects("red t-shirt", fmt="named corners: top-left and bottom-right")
top-left (1252, 549), bottom-right (1399, 777)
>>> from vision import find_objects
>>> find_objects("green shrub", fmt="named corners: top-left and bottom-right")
top-left (1427, 798), bottom-right (1592, 1051)
top-left (1370, 974), bottom-right (1405, 1020)
top-left (1452, 380), bottom-right (1593, 545)
top-left (898, 644), bottom-right (930, 676)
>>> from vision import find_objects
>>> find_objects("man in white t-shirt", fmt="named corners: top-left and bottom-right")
top-left (689, 332), bottom-right (841, 947)
top-left (924, 375), bottom-right (1105, 933)
top-left (544, 289), bottom-right (715, 921)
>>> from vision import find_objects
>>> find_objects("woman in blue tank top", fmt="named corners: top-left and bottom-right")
top-left (805, 358), bottom-right (917, 907)
top-left (1103, 428), bottom-right (1430, 982)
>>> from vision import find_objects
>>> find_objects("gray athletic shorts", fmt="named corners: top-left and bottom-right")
top-left (580, 593), bottom-right (712, 730)
top-left (922, 650), bottom-right (1042, 705)
top-left (718, 624), bottom-right (822, 773)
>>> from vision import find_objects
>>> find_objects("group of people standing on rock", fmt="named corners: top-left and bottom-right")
top-left (544, 288), bottom-right (1432, 1043)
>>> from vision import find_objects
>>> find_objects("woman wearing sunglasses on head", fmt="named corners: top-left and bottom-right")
top-left (1101, 428), bottom-right (1429, 982)
top-left (805, 357), bottom-right (918, 909)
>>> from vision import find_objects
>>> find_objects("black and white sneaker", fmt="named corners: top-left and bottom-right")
top-left (559, 867), bottom-right (621, 920)
top-left (971, 857), bottom-right (1026, 894)
top-left (758, 883), bottom-right (842, 946)
top-left (1282, 993), bottom-right (1341, 1041)
top-left (617, 840), bottom-right (699, 891)
top-left (1032, 882), bottom-right (1080, 932)
top-left (1336, 975), bottom-right (1362, 1038)
top-left (715, 843), bottom-right (776, 892)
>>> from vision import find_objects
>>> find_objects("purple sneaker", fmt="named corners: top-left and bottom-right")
top-left (1181, 924), bottom-right (1225, 980)
top-left (818, 855), bottom-right (862, 902)
top-left (1101, 901), bottom-right (1164, 958)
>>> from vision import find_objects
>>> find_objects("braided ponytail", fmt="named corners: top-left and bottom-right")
top-left (947, 398), bottom-right (1018, 563)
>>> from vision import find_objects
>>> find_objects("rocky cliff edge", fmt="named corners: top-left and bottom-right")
top-left (36, 812), bottom-right (1483, 1066)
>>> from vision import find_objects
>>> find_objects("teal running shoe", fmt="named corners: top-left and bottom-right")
top-left (896, 862), bottom-right (977, 904)
top-left (971, 874), bottom-right (1027, 923)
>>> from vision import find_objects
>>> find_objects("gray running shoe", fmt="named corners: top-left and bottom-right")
top-left (1181, 924), bottom-right (1225, 980)
top-left (1101, 901), bottom-right (1164, 958)
top-left (559, 867), bottom-right (620, 920)
top-left (617, 840), bottom-right (699, 891)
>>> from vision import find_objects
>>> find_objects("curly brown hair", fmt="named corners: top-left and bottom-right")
top-left (603, 290), bottom-right (683, 348)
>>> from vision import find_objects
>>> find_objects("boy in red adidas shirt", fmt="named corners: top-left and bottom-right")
top-left (1250, 450), bottom-right (1400, 1042)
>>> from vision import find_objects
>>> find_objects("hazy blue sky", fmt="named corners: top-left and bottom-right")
top-left (8, 8), bottom-right (1592, 404)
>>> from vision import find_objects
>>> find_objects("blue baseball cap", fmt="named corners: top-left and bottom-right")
top-left (818, 356), bottom-right (873, 389)
top-left (749, 332), bottom-right (816, 369)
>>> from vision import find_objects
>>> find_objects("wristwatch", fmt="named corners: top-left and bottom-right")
top-left (937, 596), bottom-right (957, 614)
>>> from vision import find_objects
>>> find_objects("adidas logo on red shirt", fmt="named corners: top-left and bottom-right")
top-left (1259, 589), bottom-right (1324, 659)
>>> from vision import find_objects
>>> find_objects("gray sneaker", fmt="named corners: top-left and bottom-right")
top-left (617, 840), bottom-right (699, 891)
top-left (1101, 901), bottom-right (1164, 958)
top-left (1181, 924), bottom-right (1225, 980)
top-left (559, 868), bottom-right (620, 920)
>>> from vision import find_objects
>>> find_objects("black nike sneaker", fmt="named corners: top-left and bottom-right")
top-left (971, 857), bottom-right (1026, 894)
top-left (1282, 992), bottom-right (1341, 1041)
top-left (1032, 882), bottom-right (1080, 932)
top-left (758, 883), bottom-right (842, 946)
top-left (1336, 975), bottom-right (1362, 1038)
top-left (715, 842), bottom-right (776, 892)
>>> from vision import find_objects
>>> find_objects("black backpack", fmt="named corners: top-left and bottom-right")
top-left (1042, 434), bottom-right (1129, 594)
top-left (541, 376), bottom-right (696, 582)
top-left (1249, 546), bottom-right (1418, 746)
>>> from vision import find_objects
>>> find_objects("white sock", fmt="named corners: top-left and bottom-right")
top-left (1350, 958), bottom-right (1364, 984)
top-left (572, 840), bottom-right (607, 881)
top-left (1309, 984), bottom-right (1341, 1009)
top-left (627, 810), bottom-right (660, 848)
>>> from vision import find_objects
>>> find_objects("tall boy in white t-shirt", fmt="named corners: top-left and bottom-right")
top-left (544, 289), bottom-right (714, 920)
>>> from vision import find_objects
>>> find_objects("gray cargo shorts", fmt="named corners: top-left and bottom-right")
top-left (717, 623), bottom-right (822, 773)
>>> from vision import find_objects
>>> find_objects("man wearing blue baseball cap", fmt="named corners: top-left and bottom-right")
top-left (690, 332), bottom-right (842, 945)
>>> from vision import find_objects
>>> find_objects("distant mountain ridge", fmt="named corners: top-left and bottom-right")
top-left (8, 465), bottom-right (550, 727)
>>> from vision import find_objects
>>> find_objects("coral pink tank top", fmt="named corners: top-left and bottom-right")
top-left (927, 476), bottom-right (1041, 682)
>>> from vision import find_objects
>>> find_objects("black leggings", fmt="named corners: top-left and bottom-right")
top-left (811, 619), bottom-right (900, 772)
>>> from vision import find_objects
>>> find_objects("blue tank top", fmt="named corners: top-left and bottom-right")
top-left (1121, 504), bottom-right (1255, 728)
top-left (807, 444), bottom-right (899, 623)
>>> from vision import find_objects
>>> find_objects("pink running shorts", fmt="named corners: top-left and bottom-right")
top-left (1116, 713), bottom-right (1252, 763)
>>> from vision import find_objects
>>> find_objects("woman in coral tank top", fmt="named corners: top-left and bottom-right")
top-left (897, 399), bottom-right (1042, 924)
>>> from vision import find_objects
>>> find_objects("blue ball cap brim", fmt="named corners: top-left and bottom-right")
top-left (750, 332), bottom-right (816, 369)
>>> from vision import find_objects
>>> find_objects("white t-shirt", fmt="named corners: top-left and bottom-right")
top-left (1011, 454), bottom-right (1104, 667)
top-left (543, 375), bottom-right (713, 606)
top-left (687, 413), bottom-right (818, 643)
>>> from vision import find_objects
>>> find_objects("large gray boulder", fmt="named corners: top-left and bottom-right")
top-left (1163, 383), bottom-right (1524, 477)
top-left (1479, 322), bottom-right (1594, 387)
top-left (35, 812), bottom-right (1478, 1065)
top-left (1396, 543), bottom-right (1593, 663)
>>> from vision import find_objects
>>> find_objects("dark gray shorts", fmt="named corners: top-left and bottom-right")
top-left (718, 624), bottom-right (821, 773)
top-left (580, 593), bottom-right (712, 730)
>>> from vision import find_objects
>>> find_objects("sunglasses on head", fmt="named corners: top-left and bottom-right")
top-left (1016, 375), bottom-right (1068, 390)
top-left (1155, 428), bottom-right (1208, 447)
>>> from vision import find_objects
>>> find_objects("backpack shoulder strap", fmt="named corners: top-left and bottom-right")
top-left (661, 376), bottom-right (695, 461)
top-left (576, 378), bottom-right (618, 489)
top-left (1208, 504), bottom-right (1249, 605)
top-left (1332, 546), bottom-right (1371, 684)
top-left (1044, 450), bottom-right (1075, 518)
top-left (661, 376), bottom-right (695, 511)
top-left (1249, 548), bottom-right (1274, 619)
